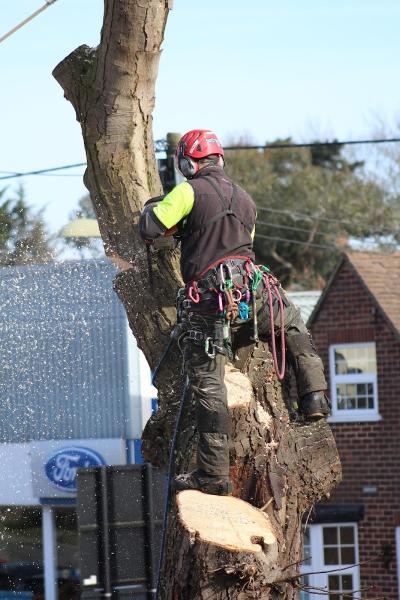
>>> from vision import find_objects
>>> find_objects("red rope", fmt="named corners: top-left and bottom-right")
top-left (262, 272), bottom-right (286, 380)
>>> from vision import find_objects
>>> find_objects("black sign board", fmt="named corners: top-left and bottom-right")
top-left (77, 464), bottom-right (165, 599)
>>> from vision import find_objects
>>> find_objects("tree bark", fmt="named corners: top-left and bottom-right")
top-left (53, 2), bottom-right (341, 598)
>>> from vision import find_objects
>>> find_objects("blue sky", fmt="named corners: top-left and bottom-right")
top-left (0, 0), bottom-right (399, 233)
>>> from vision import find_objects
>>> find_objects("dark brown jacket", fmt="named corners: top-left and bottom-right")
top-left (180, 165), bottom-right (256, 282)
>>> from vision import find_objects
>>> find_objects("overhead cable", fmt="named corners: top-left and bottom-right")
top-left (2, 136), bottom-right (400, 181)
top-left (0, 162), bottom-right (85, 181)
top-left (255, 232), bottom-right (394, 250)
top-left (257, 220), bottom-right (396, 245)
top-left (255, 232), bottom-right (339, 250)
top-left (0, 1), bottom-right (58, 45)
top-left (224, 138), bottom-right (400, 151)
top-left (257, 218), bottom-right (331, 237)
top-left (256, 205), bottom-right (396, 230)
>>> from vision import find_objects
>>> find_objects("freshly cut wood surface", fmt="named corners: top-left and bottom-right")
top-left (177, 490), bottom-right (276, 552)
top-left (225, 365), bottom-right (253, 408)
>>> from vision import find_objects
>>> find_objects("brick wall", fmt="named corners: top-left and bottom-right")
top-left (311, 259), bottom-right (400, 599)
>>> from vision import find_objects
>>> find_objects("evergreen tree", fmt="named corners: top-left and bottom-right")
top-left (0, 186), bottom-right (54, 266)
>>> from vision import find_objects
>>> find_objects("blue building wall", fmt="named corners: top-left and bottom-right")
top-left (0, 260), bottom-right (130, 443)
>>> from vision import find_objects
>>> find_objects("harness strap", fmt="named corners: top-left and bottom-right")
top-left (182, 176), bottom-right (252, 237)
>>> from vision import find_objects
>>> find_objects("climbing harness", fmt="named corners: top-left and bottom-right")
top-left (151, 256), bottom-right (287, 406)
top-left (181, 257), bottom-right (287, 380)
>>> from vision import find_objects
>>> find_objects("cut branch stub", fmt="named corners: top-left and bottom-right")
top-left (170, 490), bottom-right (279, 598)
top-left (52, 45), bottom-right (97, 124)
top-left (177, 491), bottom-right (276, 554)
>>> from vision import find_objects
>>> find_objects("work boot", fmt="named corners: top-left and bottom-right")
top-left (172, 469), bottom-right (232, 496)
top-left (299, 391), bottom-right (331, 421)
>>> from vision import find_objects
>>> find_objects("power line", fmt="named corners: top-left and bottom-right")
top-left (255, 230), bottom-right (397, 250)
top-left (1, 136), bottom-right (400, 181)
top-left (257, 218), bottom-right (330, 237)
top-left (41, 173), bottom-right (84, 177)
top-left (256, 205), bottom-right (397, 230)
top-left (0, 1), bottom-right (58, 45)
top-left (257, 205), bottom-right (356, 226)
top-left (0, 163), bottom-right (85, 181)
top-left (255, 232), bottom-right (337, 250)
top-left (224, 138), bottom-right (400, 151)
top-left (257, 220), bottom-right (396, 246)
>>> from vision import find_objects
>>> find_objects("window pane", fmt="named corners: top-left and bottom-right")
top-left (357, 397), bottom-right (366, 409)
top-left (336, 383), bottom-right (375, 411)
top-left (341, 546), bottom-right (355, 564)
top-left (345, 383), bottom-right (357, 396)
top-left (342, 574), bottom-right (353, 590)
top-left (340, 527), bottom-right (354, 545)
top-left (324, 547), bottom-right (339, 565)
top-left (328, 575), bottom-right (340, 589)
top-left (347, 397), bottom-right (356, 409)
top-left (323, 527), bottom-right (338, 545)
top-left (334, 345), bottom-right (376, 375)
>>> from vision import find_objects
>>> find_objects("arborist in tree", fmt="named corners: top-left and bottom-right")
top-left (139, 129), bottom-right (330, 496)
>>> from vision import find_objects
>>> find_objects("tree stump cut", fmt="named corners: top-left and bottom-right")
top-left (171, 490), bottom-right (278, 598)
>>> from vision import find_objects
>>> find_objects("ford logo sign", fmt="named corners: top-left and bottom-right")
top-left (44, 447), bottom-right (106, 492)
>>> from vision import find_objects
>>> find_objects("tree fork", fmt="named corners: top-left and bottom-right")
top-left (53, 2), bottom-right (341, 598)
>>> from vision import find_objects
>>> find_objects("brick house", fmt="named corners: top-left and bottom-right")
top-left (301, 252), bottom-right (400, 599)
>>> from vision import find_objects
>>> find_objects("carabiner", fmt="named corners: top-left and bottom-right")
top-left (225, 263), bottom-right (233, 282)
top-left (188, 283), bottom-right (200, 303)
top-left (244, 260), bottom-right (254, 278)
top-left (219, 263), bottom-right (226, 285)
top-left (218, 292), bottom-right (224, 313)
top-left (205, 337), bottom-right (216, 359)
top-left (231, 288), bottom-right (242, 302)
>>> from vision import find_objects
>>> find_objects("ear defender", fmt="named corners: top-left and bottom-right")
top-left (179, 156), bottom-right (199, 178)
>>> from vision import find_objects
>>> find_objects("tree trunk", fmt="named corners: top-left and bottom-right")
top-left (53, 2), bottom-right (341, 598)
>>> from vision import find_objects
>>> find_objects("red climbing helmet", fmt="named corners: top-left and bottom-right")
top-left (175, 129), bottom-right (224, 178)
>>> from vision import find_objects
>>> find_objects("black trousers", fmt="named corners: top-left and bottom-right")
top-left (181, 291), bottom-right (327, 476)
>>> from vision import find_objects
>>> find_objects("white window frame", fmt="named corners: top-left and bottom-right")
top-left (329, 342), bottom-right (381, 423)
top-left (300, 523), bottom-right (360, 600)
